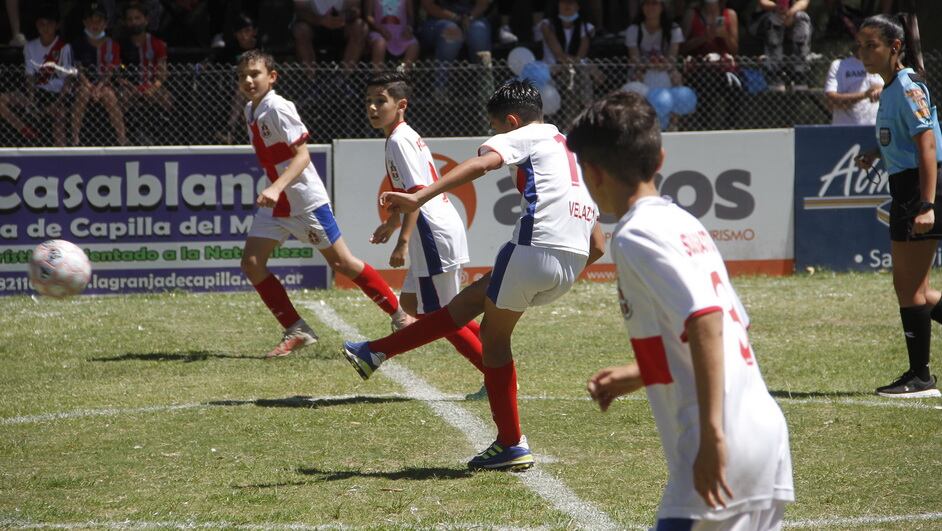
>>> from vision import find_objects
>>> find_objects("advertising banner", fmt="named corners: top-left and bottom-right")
top-left (794, 126), bottom-right (894, 271)
top-left (332, 129), bottom-right (795, 287)
top-left (0, 146), bottom-right (332, 296)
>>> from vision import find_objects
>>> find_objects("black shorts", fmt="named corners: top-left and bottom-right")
top-left (888, 167), bottom-right (942, 242)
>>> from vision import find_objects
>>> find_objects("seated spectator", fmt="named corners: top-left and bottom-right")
top-left (71, 3), bottom-right (127, 146)
top-left (750, 0), bottom-right (812, 89)
top-left (158, 0), bottom-right (213, 48)
top-left (6, 0), bottom-right (26, 46)
top-left (824, 44), bottom-right (883, 126)
top-left (210, 13), bottom-right (259, 143)
top-left (625, 0), bottom-right (683, 89)
top-left (681, 0), bottom-right (738, 57)
top-left (365, 0), bottom-right (419, 71)
top-left (0, 6), bottom-right (72, 145)
top-left (681, 0), bottom-right (740, 130)
top-left (538, 0), bottom-right (592, 66)
top-left (292, 0), bottom-right (368, 71)
top-left (418, 0), bottom-right (492, 63)
top-left (118, 2), bottom-right (171, 112)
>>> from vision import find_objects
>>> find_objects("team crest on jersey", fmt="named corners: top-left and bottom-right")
top-left (617, 286), bottom-right (632, 320)
top-left (905, 88), bottom-right (931, 120)
top-left (261, 123), bottom-right (272, 138)
top-left (307, 230), bottom-right (321, 245)
top-left (389, 162), bottom-right (401, 184)
top-left (879, 127), bottom-right (891, 146)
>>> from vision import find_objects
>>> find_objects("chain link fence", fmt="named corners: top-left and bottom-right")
top-left (1, 50), bottom-right (939, 147)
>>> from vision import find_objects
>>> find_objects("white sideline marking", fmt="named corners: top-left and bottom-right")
top-left (0, 519), bottom-right (550, 530)
top-left (783, 512), bottom-right (942, 528)
top-left (0, 404), bottom-right (203, 426)
top-left (302, 300), bottom-right (624, 531)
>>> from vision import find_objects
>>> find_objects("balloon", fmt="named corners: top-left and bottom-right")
top-left (659, 112), bottom-right (671, 131)
top-left (520, 61), bottom-right (551, 88)
top-left (669, 86), bottom-right (697, 115)
top-left (741, 68), bottom-right (768, 95)
top-left (540, 83), bottom-right (562, 115)
top-left (507, 46), bottom-right (536, 75)
top-left (646, 88), bottom-right (673, 118)
top-left (622, 81), bottom-right (649, 98)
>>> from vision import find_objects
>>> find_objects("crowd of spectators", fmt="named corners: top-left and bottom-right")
top-left (0, 0), bottom-right (929, 146)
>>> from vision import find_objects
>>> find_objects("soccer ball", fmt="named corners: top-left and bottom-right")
top-left (28, 240), bottom-right (92, 298)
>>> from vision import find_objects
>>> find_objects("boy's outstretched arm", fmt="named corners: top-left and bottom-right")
top-left (686, 310), bottom-right (735, 510)
top-left (257, 143), bottom-right (310, 208)
top-left (381, 151), bottom-right (503, 213)
top-left (587, 363), bottom-right (643, 412)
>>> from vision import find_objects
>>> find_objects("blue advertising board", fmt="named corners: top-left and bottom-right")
top-left (0, 146), bottom-right (331, 295)
top-left (794, 125), bottom-right (900, 271)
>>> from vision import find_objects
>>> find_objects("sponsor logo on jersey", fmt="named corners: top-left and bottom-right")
top-left (879, 127), bottom-right (891, 146)
top-left (905, 88), bottom-right (930, 120)
top-left (307, 229), bottom-right (321, 246)
top-left (261, 123), bottom-right (271, 138)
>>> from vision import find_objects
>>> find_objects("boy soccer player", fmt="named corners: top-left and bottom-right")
top-left (573, 91), bottom-right (794, 529)
top-left (342, 80), bottom-right (606, 470)
top-left (365, 72), bottom-right (484, 372)
top-left (239, 50), bottom-right (412, 358)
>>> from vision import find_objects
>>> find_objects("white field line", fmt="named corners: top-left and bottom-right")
top-left (783, 511), bottom-right (942, 528)
top-left (0, 519), bottom-right (551, 530)
top-left (301, 300), bottom-right (626, 531)
top-left (2, 392), bottom-right (938, 427)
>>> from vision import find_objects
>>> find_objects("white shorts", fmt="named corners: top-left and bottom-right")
top-left (247, 203), bottom-right (341, 250)
top-left (486, 242), bottom-right (588, 312)
top-left (402, 267), bottom-right (461, 314)
top-left (653, 502), bottom-right (786, 531)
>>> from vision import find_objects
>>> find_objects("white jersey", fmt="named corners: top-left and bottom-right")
top-left (612, 195), bottom-right (794, 521)
top-left (386, 122), bottom-right (469, 276)
top-left (479, 123), bottom-right (596, 256)
top-left (246, 90), bottom-right (330, 217)
top-left (24, 36), bottom-right (72, 94)
top-left (824, 56), bottom-right (883, 126)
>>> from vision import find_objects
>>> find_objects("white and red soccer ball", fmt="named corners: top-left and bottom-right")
top-left (28, 240), bottom-right (92, 298)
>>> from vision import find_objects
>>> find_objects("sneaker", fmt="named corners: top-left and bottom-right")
top-left (266, 320), bottom-right (318, 359)
top-left (498, 25), bottom-right (518, 44)
top-left (875, 371), bottom-right (942, 398)
top-left (8, 33), bottom-right (26, 47)
top-left (468, 435), bottom-right (534, 471)
top-left (210, 33), bottom-right (225, 48)
top-left (341, 340), bottom-right (385, 380)
top-left (390, 308), bottom-right (416, 332)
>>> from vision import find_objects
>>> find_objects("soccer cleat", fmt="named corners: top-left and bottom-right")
top-left (266, 320), bottom-right (318, 359)
top-left (876, 371), bottom-right (942, 398)
top-left (341, 341), bottom-right (385, 380)
top-left (468, 435), bottom-right (534, 471)
top-left (464, 381), bottom-right (520, 401)
top-left (390, 309), bottom-right (416, 332)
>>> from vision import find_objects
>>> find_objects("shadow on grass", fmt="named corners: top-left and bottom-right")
top-left (233, 465), bottom-right (473, 488)
top-left (769, 390), bottom-right (869, 399)
top-left (89, 351), bottom-right (264, 362)
top-left (207, 395), bottom-right (411, 409)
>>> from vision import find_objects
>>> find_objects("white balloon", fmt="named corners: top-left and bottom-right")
top-left (622, 81), bottom-right (649, 97)
top-left (540, 84), bottom-right (562, 115)
top-left (507, 46), bottom-right (536, 75)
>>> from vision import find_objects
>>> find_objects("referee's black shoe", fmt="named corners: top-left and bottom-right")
top-left (875, 371), bottom-right (942, 398)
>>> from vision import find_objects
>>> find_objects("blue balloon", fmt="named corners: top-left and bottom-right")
top-left (647, 88), bottom-right (674, 118)
top-left (519, 61), bottom-right (551, 88)
top-left (659, 112), bottom-right (671, 131)
top-left (741, 68), bottom-right (768, 95)
top-left (669, 86), bottom-right (697, 115)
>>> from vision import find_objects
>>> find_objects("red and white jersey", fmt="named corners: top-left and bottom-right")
top-left (479, 123), bottom-right (596, 256)
top-left (246, 90), bottom-right (329, 217)
top-left (24, 36), bottom-right (72, 94)
top-left (612, 195), bottom-right (794, 521)
top-left (386, 122), bottom-right (468, 276)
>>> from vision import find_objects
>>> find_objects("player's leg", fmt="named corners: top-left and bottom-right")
top-left (242, 213), bottom-right (317, 358)
top-left (341, 272), bottom-right (489, 380)
top-left (880, 239), bottom-right (941, 396)
top-left (426, 270), bottom-right (485, 373)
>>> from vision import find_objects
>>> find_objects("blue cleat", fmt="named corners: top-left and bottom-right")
top-left (341, 341), bottom-right (385, 380)
top-left (468, 435), bottom-right (534, 471)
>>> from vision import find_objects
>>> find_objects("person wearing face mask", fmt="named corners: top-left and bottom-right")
top-left (538, 0), bottom-right (592, 66)
top-left (118, 1), bottom-right (172, 142)
top-left (71, 3), bottom-right (127, 146)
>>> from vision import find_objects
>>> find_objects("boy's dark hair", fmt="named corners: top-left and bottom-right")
top-left (487, 80), bottom-right (542, 123)
top-left (366, 72), bottom-right (413, 102)
top-left (566, 91), bottom-right (661, 186)
top-left (124, 2), bottom-right (148, 17)
top-left (238, 50), bottom-right (276, 74)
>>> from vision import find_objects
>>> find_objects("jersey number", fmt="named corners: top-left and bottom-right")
top-left (710, 271), bottom-right (754, 366)
top-left (554, 134), bottom-right (580, 187)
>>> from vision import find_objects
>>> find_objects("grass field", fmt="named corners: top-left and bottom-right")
top-left (1, 272), bottom-right (941, 530)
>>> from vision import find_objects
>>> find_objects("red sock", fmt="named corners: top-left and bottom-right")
top-left (484, 361), bottom-right (521, 447)
top-left (464, 319), bottom-right (481, 339)
top-left (370, 307), bottom-right (460, 357)
top-left (253, 273), bottom-right (301, 329)
top-left (351, 263), bottom-right (399, 315)
top-left (445, 325), bottom-right (485, 373)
